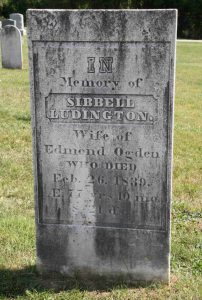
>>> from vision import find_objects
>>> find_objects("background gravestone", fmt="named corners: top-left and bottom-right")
top-left (10, 13), bottom-right (26, 36)
top-left (0, 22), bottom-right (1, 43)
top-left (27, 9), bottom-right (177, 283)
top-left (0, 21), bottom-right (1, 43)
top-left (1, 25), bottom-right (22, 69)
top-left (2, 19), bottom-right (16, 27)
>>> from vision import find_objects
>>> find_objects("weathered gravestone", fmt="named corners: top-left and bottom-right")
top-left (0, 21), bottom-right (2, 40)
top-left (10, 13), bottom-right (26, 36)
top-left (1, 25), bottom-right (22, 69)
top-left (27, 9), bottom-right (177, 283)
top-left (2, 19), bottom-right (16, 28)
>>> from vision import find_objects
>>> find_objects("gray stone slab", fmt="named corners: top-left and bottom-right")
top-left (1, 25), bottom-right (22, 69)
top-left (2, 19), bottom-right (16, 27)
top-left (27, 9), bottom-right (177, 284)
top-left (0, 22), bottom-right (1, 44)
top-left (9, 13), bottom-right (25, 36)
top-left (10, 13), bottom-right (24, 29)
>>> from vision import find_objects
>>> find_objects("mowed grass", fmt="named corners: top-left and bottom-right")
top-left (0, 40), bottom-right (201, 299)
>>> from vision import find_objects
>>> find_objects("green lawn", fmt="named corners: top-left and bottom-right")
top-left (0, 40), bottom-right (201, 299)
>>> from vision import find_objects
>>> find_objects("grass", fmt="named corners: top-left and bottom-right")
top-left (0, 39), bottom-right (201, 299)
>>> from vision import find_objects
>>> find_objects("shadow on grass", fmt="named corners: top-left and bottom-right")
top-left (0, 265), bottom-right (158, 298)
top-left (0, 266), bottom-right (42, 298)
top-left (15, 114), bottom-right (31, 122)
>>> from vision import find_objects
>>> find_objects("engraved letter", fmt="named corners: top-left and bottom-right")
top-left (87, 57), bottom-right (95, 73)
top-left (99, 57), bottom-right (113, 73)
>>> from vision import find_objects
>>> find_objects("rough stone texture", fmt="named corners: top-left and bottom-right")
top-left (0, 22), bottom-right (2, 43)
top-left (2, 19), bottom-right (16, 27)
top-left (27, 9), bottom-right (177, 283)
top-left (1, 25), bottom-right (22, 69)
top-left (10, 13), bottom-right (26, 36)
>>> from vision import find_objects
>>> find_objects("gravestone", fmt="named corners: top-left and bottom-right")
top-left (2, 19), bottom-right (16, 28)
top-left (10, 13), bottom-right (26, 36)
top-left (1, 25), bottom-right (22, 69)
top-left (0, 21), bottom-right (2, 40)
top-left (0, 22), bottom-right (2, 43)
top-left (27, 9), bottom-right (177, 283)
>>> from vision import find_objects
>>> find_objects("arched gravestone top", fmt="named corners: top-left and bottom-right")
top-left (10, 13), bottom-right (24, 30)
top-left (1, 25), bottom-right (22, 69)
top-left (2, 19), bottom-right (16, 27)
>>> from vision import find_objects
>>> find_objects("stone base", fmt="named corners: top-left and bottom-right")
top-left (36, 264), bottom-right (169, 291)
top-left (35, 224), bottom-right (170, 285)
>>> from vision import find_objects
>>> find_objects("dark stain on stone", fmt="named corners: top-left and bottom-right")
top-left (37, 225), bottom-right (69, 271)
top-left (116, 41), bottom-right (126, 81)
top-left (33, 50), bottom-right (44, 224)
top-left (57, 207), bottom-right (61, 220)
top-left (163, 81), bottom-right (170, 230)
top-left (95, 228), bottom-right (116, 259)
top-left (60, 12), bottom-right (71, 37)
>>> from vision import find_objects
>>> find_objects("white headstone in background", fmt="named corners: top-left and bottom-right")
top-left (1, 25), bottom-right (22, 69)
top-left (2, 19), bottom-right (16, 27)
top-left (0, 21), bottom-right (2, 43)
top-left (10, 13), bottom-right (25, 36)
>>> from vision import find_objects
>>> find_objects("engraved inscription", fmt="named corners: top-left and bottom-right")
top-left (42, 135), bottom-right (163, 229)
top-left (32, 40), bottom-right (170, 230)
top-left (87, 57), bottom-right (113, 73)
top-left (45, 93), bottom-right (157, 124)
